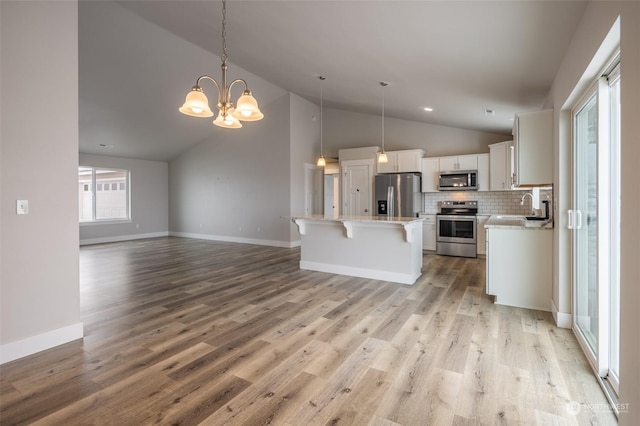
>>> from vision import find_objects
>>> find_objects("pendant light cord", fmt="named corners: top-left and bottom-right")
top-left (319, 76), bottom-right (325, 156)
top-left (380, 82), bottom-right (388, 151)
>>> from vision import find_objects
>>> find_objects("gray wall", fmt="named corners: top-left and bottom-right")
top-left (322, 107), bottom-right (510, 159)
top-left (79, 154), bottom-right (169, 244)
top-left (1, 1), bottom-right (81, 348)
top-left (169, 93), bottom-right (293, 246)
top-left (290, 93), bottom-right (321, 237)
top-left (545, 2), bottom-right (640, 422)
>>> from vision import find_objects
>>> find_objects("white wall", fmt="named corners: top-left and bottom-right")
top-left (79, 154), bottom-right (169, 245)
top-left (322, 107), bottom-right (509, 159)
top-left (545, 1), bottom-right (640, 421)
top-left (169, 94), bottom-right (294, 246)
top-left (0, 1), bottom-right (82, 362)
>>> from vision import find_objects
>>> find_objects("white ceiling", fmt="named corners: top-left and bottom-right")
top-left (79, 1), bottom-right (587, 162)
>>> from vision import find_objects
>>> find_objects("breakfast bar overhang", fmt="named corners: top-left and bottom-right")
top-left (289, 215), bottom-right (423, 285)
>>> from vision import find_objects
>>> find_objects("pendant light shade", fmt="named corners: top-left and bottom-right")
top-left (378, 151), bottom-right (388, 163)
top-left (179, 87), bottom-right (214, 118)
top-left (316, 156), bottom-right (326, 167)
top-left (179, 0), bottom-right (263, 128)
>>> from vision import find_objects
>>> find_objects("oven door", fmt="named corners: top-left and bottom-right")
top-left (436, 215), bottom-right (477, 244)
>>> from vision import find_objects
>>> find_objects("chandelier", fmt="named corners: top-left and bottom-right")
top-left (178, 0), bottom-right (263, 129)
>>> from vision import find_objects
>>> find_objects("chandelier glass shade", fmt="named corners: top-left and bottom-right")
top-left (178, 0), bottom-right (263, 129)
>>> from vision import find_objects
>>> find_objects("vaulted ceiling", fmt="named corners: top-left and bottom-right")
top-left (79, 1), bottom-right (587, 161)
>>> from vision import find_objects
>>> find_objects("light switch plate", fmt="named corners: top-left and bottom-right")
top-left (17, 200), bottom-right (29, 215)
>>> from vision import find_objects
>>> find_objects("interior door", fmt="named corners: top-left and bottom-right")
top-left (304, 164), bottom-right (324, 215)
top-left (341, 159), bottom-right (373, 217)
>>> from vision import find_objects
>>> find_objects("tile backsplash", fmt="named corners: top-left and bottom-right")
top-left (422, 188), bottom-right (553, 216)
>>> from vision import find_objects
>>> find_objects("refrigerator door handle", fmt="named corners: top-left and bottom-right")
top-left (387, 186), bottom-right (394, 218)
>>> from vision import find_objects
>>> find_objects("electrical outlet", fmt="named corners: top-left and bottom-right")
top-left (16, 200), bottom-right (28, 215)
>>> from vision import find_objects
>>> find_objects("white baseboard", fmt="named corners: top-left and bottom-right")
top-left (551, 298), bottom-right (572, 328)
top-left (300, 260), bottom-right (419, 285)
top-left (169, 231), bottom-right (297, 248)
top-left (0, 322), bottom-right (84, 365)
top-left (80, 231), bottom-right (169, 246)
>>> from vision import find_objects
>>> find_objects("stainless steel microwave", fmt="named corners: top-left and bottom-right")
top-left (438, 170), bottom-right (478, 191)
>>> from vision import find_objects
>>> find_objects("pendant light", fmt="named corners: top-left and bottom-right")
top-left (179, 0), bottom-right (263, 129)
top-left (316, 76), bottom-right (327, 167)
top-left (378, 82), bottom-right (389, 164)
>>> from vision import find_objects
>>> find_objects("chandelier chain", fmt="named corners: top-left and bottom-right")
top-left (221, 0), bottom-right (228, 63)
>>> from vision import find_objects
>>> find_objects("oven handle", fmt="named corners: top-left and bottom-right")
top-left (437, 215), bottom-right (478, 220)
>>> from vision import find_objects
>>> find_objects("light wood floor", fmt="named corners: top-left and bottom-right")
top-left (1, 237), bottom-right (617, 425)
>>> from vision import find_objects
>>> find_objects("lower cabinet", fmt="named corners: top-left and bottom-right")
top-left (476, 215), bottom-right (490, 255)
top-left (485, 227), bottom-right (552, 311)
top-left (419, 214), bottom-right (436, 251)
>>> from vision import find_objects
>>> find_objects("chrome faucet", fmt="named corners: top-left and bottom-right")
top-left (520, 192), bottom-right (533, 205)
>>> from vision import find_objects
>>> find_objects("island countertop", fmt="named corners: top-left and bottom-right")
top-left (287, 214), bottom-right (423, 225)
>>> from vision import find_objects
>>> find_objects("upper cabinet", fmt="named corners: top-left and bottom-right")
top-left (477, 153), bottom-right (489, 192)
top-left (421, 153), bottom-right (488, 192)
top-left (513, 109), bottom-right (553, 186)
top-left (439, 154), bottom-right (478, 171)
top-left (489, 141), bottom-right (514, 191)
top-left (420, 157), bottom-right (439, 192)
top-left (377, 149), bottom-right (424, 174)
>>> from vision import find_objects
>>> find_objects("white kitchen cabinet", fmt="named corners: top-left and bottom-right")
top-left (377, 149), bottom-right (424, 174)
top-left (476, 215), bottom-right (490, 255)
top-left (419, 214), bottom-right (437, 251)
top-left (420, 157), bottom-right (439, 192)
top-left (439, 154), bottom-right (477, 171)
top-left (485, 227), bottom-right (552, 310)
top-left (489, 141), bottom-right (514, 191)
top-left (477, 153), bottom-right (489, 192)
top-left (513, 109), bottom-right (553, 186)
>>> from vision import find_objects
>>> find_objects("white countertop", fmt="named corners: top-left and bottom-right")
top-left (287, 215), bottom-right (423, 225)
top-left (485, 214), bottom-right (553, 229)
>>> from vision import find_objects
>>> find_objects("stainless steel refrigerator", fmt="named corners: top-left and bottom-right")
top-left (374, 173), bottom-right (422, 218)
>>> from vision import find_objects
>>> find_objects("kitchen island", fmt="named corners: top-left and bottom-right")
top-left (289, 215), bottom-right (423, 285)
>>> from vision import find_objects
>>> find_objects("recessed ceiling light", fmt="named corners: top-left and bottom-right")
top-left (423, 107), bottom-right (433, 112)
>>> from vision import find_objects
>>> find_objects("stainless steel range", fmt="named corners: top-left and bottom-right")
top-left (436, 200), bottom-right (478, 258)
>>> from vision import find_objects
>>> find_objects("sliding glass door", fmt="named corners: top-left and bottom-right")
top-left (571, 62), bottom-right (620, 402)
top-left (573, 91), bottom-right (599, 358)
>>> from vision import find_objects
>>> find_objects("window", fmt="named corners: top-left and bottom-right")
top-left (78, 167), bottom-right (130, 222)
